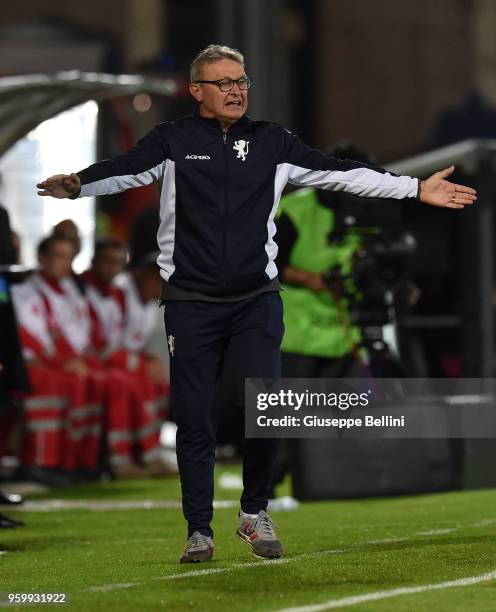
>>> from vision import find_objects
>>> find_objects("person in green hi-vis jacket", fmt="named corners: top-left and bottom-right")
top-left (275, 144), bottom-right (376, 380)
top-left (277, 187), bottom-right (362, 374)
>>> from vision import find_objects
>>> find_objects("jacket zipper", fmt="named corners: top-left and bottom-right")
top-left (221, 130), bottom-right (228, 288)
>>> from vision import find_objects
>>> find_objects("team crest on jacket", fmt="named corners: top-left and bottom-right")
top-left (233, 140), bottom-right (249, 161)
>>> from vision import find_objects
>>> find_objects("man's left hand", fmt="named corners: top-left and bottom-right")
top-left (419, 166), bottom-right (477, 209)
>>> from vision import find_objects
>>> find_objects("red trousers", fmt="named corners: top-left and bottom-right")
top-left (21, 364), bottom-right (104, 470)
top-left (21, 354), bottom-right (168, 470)
top-left (105, 351), bottom-right (168, 467)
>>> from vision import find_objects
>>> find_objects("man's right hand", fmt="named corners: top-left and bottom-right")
top-left (37, 173), bottom-right (81, 199)
top-left (283, 266), bottom-right (327, 293)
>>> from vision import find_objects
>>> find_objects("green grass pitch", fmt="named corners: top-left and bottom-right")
top-left (1, 467), bottom-right (495, 611)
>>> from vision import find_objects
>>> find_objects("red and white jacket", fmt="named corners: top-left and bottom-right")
top-left (114, 272), bottom-right (157, 353)
top-left (11, 272), bottom-right (91, 363)
top-left (82, 271), bottom-right (125, 358)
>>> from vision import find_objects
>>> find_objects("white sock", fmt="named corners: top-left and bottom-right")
top-left (240, 509), bottom-right (258, 519)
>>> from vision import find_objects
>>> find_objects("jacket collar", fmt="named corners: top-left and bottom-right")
top-left (192, 111), bottom-right (251, 134)
top-left (82, 270), bottom-right (114, 297)
top-left (39, 270), bottom-right (64, 293)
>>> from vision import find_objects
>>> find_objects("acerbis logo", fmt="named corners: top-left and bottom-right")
top-left (185, 154), bottom-right (211, 160)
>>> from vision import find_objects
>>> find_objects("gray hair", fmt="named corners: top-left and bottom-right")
top-left (190, 44), bottom-right (245, 82)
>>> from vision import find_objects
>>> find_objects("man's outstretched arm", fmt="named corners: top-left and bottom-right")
top-left (37, 126), bottom-right (170, 200)
top-left (280, 129), bottom-right (477, 209)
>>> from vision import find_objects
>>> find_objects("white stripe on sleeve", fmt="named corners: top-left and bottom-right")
top-left (80, 161), bottom-right (167, 197)
top-left (284, 163), bottom-right (419, 199)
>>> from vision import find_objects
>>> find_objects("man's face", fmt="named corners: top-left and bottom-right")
top-left (39, 240), bottom-right (74, 280)
top-left (92, 247), bottom-right (126, 285)
top-left (189, 59), bottom-right (248, 126)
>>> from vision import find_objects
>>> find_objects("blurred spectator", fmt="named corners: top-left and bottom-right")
top-left (83, 240), bottom-right (127, 358)
top-left (82, 245), bottom-right (173, 477)
top-left (11, 235), bottom-right (105, 486)
top-left (52, 219), bottom-right (82, 256)
top-left (0, 204), bottom-right (28, 528)
top-left (10, 231), bottom-right (21, 265)
top-left (275, 144), bottom-right (373, 381)
top-left (51, 219), bottom-right (85, 292)
top-left (111, 255), bottom-right (173, 475)
top-left (432, 91), bottom-right (496, 147)
top-left (129, 206), bottom-right (160, 268)
top-left (0, 206), bottom-right (16, 264)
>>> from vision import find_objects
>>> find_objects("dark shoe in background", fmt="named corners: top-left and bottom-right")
top-left (0, 512), bottom-right (24, 528)
top-left (0, 491), bottom-right (23, 505)
top-left (14, 466), bottom-right (74, 488)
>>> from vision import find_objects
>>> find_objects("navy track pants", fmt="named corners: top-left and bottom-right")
top-left (164, 292), bottom-right (283, 538)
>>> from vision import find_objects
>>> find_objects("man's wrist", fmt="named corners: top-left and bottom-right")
top-left (417, 179), bottom-right (423, 201)
top-left (68, 173), bottom-right (82, 199)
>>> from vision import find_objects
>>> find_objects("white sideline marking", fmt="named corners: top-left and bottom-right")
top-left (156, 557), bottom-right (291, 580)
top-left (472, 518), bottom-right (496, 528)
top-left (417, 528), bottom-right (456, 536)
top-left (87, 582), bottom-right (138, 593)
top-left (85, 549), bottom-right (344, 592)
top-left (83, 513), bottom-right (496, 593)
top-left (77, 514), bottom-right (495, 594)
top-left (274, 570), bottom-right (496, 612)
top-left (16, 499), bottom-right (238, 512)
top-left (366, 538), bottom-right (407, 545)
top-left (155, 550), bottom-right (344, 581)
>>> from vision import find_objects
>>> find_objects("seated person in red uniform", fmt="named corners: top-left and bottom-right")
top-left (11, 235), bottom-right (105, 486)
top-left (82, 243), bottom-right (173, 477)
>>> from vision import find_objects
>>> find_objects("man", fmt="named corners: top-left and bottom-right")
top-left (51, 219), bottom-right (86, 293)
top-left (83, 244), bottom-right (170, 476)
top-left (11, 235), bottom-right (105, 483)
top-left (0, 205), bottom-right (17, 264)
top-left (83, 240), bottom-right (147, 477)
top-left (52, 219), bottom-right (81, 256)
top-left (0, 203), bottom-right (28, 529)
top-left (83, 240), bottom-right (127, 360)
top-left (276, 181), bottom-right (363, 379)
top-left (37, 44), bottom-right (477, 562)
top-left (113, 258), bottom-right (171, 469)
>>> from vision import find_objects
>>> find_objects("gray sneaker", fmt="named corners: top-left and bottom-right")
top-left (237, 510), bottom-right (283, 559)
top-left (179, 531), bottom-right (214, 563)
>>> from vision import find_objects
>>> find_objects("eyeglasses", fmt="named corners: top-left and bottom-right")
top-left (194, 77), bottom-right (252, 92)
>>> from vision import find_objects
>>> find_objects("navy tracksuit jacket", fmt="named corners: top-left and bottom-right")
top-left (76, 113), bottom-right (419, 297)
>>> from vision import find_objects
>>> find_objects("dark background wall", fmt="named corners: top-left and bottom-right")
top-left (314, 0), bottom-right (474, 160)
top-left (2, 0), bottom-right (495, 162)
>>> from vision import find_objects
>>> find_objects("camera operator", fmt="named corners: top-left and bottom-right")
top-left (276, 142), bottom-right (422, 382)
top-left (275, 144), bottom-right (375, 381)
